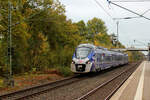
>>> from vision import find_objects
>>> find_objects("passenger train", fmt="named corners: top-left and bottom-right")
top-left (71, 43), bottom-right (128, 73)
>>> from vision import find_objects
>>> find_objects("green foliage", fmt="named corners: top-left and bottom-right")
top-left (127, 51), bottom-right (144, 62)
top-left (0, 0), bottom-right (142, 79)
top-left (87, 17), bottom-right (107, 34)
top-left (57, 66), bottom-right (73, 77)
top-left (0, 78), bottom-right (3, 87)
top-left (87, 17), bottom-right (107, 42)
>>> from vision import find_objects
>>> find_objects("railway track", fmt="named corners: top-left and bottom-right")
top-left (0, 75), bottom-right (86, 100)
top-left (76, 62), bottom-right (141, 100)
top-left (0, 62), bottom-right (141, 100)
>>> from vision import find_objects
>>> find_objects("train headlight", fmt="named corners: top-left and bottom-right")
top-left (72, 61), bottom-right (75, 64)
top-left (86, 61), bottom-right (91, 64)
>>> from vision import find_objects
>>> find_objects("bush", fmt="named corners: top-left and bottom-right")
top-left (0, 78), bottom-right (3, 88)
top-left (57, 66), bottom-right (73, 77)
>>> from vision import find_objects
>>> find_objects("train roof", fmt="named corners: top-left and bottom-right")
top-left (77, 43), bottom-right (128, 56)
top-left (77, 43), bottom-right (96, 49)
top-left (96, 46), bottom-right (107, 50)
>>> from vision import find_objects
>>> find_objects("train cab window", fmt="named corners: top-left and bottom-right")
top-left (76, 47), bottom-right (92, 59)
top-left (92, 53), bottom-right (96, 60)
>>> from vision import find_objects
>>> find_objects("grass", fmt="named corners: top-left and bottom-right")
top-left (42, 66), bottom-right (73, 77)
top-left (0, 66), bottom-right (73, 93)
top-left (0, 72), bottom-right (64, 93)
top-left (0, 78), bottom-right (3, 88)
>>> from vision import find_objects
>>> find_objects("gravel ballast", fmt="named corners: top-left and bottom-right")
top-left (27, 63), bottom-right (138, 100)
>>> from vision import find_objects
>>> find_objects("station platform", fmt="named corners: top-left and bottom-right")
top-left (110, 61), bottom-right (150, 100)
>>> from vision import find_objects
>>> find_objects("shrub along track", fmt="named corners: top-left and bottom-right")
top-left (0, 62), bottom-right (141, 100)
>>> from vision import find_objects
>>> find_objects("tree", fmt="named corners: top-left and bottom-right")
top-left (0, 0), bottom-right (141, 79)
top-left (87, 17), bottom-right (108, 42)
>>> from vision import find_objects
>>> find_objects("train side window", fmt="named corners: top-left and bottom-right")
top-left (96, 54), bottom-right (100, 62)
top-left (99, 54), bottom-right (102, 61)
top-left (101, 54), bottom-right (104, 61)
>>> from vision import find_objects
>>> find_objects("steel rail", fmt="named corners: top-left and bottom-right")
top-left (0, 62), bottom-right (141, 100)
top-left (104, 62), bottom-right (140, 100)
top-left (77, 62), bottom-right (141, 100)
top-left (0, 75), bottom-right (82, 100)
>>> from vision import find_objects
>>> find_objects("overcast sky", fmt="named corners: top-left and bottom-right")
top-left (59, 0), bottom-right (150, 51)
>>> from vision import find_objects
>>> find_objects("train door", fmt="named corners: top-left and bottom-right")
top-left (95, 53), bottom-right (101, 71)
top-left (100, 53), bottom-right (105, 70)
top-left (112, 54), bottom-right (115, 67)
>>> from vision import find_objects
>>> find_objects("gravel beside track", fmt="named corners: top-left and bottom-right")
top-left (24, 63), bottom-right (139, 100)
top-left (0, 62), bottom-right (141, 100)
top-left (0, 75), bottom-right (83, 100)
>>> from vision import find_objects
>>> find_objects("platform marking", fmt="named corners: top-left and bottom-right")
top-left (110, 62), bottom-right (144, 100)
top-left (134, 61), bottom-right (146, 100)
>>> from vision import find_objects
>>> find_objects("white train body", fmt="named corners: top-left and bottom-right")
top-left (71, 44), bottom-right (128, 73)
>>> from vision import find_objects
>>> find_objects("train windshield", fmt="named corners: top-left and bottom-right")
top-left (76, 47), bottom-right (92, 59)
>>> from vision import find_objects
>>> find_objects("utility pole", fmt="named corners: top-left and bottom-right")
top-left (8, 1), bottom-right (14, 87)
top-left (116, 21), bottom-right (119, 47)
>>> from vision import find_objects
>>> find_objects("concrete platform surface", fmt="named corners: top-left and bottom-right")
top-left (110, 61), bottom-right (150, 100)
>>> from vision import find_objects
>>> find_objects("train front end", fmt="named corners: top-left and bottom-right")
top-left (71, 44), bottom-right (95, 73)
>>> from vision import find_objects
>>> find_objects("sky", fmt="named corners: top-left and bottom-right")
top-left (59, 0), bottom-right (150, 52)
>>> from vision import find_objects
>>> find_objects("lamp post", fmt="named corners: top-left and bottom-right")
top-left (116, 21), bottom-right (119, 47)
top-left (113, 16), bottom-right (140, 47)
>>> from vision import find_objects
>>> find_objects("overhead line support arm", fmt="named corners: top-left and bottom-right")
top-left (107, 0), bottom-right (150, 21)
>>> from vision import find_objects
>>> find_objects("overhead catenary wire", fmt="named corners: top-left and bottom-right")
top-left (93, 0), bottom-right (117, 36)
top-left (142, 9), bottom-right (150, 15)
top-left (111, 0), bottom-right (150, 2)
top-left (93, 0), bottom-right (113, 19)
top-left (134, 39), bottom-right (147, 46)
top-left (112, 8), bottom-right (150, 21)
top-left (107, 0), bottom-right (150, 21)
